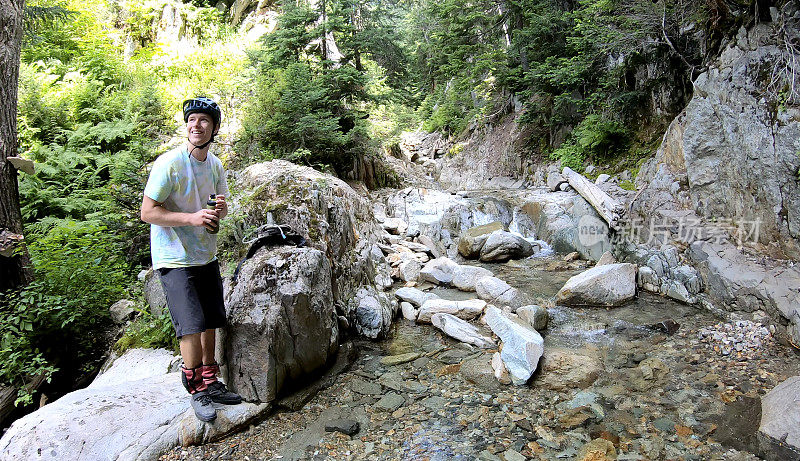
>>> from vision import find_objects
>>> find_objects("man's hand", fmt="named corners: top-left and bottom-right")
top-left (189, 208), bottom-right (220, 231)
top-left (214, 194), bottom-right (228, 220)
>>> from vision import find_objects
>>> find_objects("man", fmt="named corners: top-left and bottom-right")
top-left (141, 97), bottom-right (241, 422)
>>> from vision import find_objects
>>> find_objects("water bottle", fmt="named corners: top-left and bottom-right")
top-left (206, 194), bottom-right (219, 234)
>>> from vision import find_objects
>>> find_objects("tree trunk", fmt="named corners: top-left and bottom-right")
top-left (0, 0), bottom-right (32, 293)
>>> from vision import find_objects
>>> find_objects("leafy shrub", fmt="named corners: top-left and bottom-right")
top-left (0, 221), bottom-right (128, 405)
top-left (550, 114), bottom-right (630, 171)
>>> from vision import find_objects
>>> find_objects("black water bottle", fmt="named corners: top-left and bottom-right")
top-left (206, 194), bottom-right (219, 234)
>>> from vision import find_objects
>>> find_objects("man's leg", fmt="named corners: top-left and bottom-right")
top-left (180, 332), bottom-right (203, 368)
top-left (199, 328), bottom-right (242, 405)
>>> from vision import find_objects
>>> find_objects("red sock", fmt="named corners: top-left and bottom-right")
top-left (200, 363), bottom-right (220, 387)
top-left (181, 365), bottom-right (208, 394)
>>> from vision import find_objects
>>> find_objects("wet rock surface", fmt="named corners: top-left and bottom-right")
top-left (160, 258), bottom-right (800, 461)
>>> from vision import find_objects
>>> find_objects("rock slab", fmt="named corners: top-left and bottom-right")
top-left (483, 306), bottom-right (544, 385)
top-left (556, 263), bottom-right (636, 307)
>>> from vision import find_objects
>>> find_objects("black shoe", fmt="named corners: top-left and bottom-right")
top-left (207, 381), bottom-right (242, 405)
top-left (190, 390), bottom-right (217, 422)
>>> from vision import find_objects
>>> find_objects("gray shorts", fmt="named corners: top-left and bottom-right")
top-left (158, 260), bottom-right (227, 338)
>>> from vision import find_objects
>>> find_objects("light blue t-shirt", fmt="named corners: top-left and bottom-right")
top-left (143, 146), bottom-right (229, 269)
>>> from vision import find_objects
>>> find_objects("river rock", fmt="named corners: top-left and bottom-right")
top-left (534, 347), bottom-right (602, 391)
top-left (516, 305), bottom-right (548, 331)
top-left (577, 438), bottom-right (617, 461)
top-left (452, 265), bottom-right (494, 292)
top-left (420, 257), bottom-right (461, 285)
top-left (109, 299), bottom-right (136, 324)
top-left (491, 351), bottom-right (512, 385)
top-left (476, 276), bottom-right (525, 311)
top-left (759, 376), bottom-right (800, 454)
top-left (382, 217), bottom-right (408, 235)
top-left (595, 251), bottom-right (616, 266)
top-left (672, 264), bottom-right (702, 295)
top-left (394, 286), bottom-right (439, 307)
top-left (431, 313), bottom-right (495, 348)
top-left (458, 222), bottom-right (505, 259)
top-left (479, 230), bottom-right (536, 262)
top-left (556, 263), bottom-right (637, 307)
top-left (637, 266), bottom-right (660, 292)
top-left (483, 306), bottom-right (544, 385)
top-left (0, 357), bottom-right (269, 460)
top-left (595, 174), bottom-right (611, 185)
top-left (547, 171), bottom-right (568, 192)
top-left (346, 286), bottom-right (395, 339)
top-left (224, 246), bottom-right (339, 403)
top-left (418, 299), bottom-right (487, 323)
top-left (143, 268), bottom-right (167, 317)
top-left (460, 354), bottom-right (501, 391)
top-left (397, 259), bottom-right (421, 282)
top-left (400, 301), bottom-right (418, 321)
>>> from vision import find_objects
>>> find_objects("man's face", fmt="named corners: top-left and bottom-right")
top-left (186, 112), bottom-right (216, 146)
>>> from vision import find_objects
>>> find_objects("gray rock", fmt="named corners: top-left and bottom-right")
top-left (516, 305), bottom-right (548, 331)
top-left (394, 287), bottom-right (439, 307)
top-left (457, 222), bottom-right (505, 259)
top-left (556, 263), bottom-right (637, 307)
top-left (452, 265), bottom-right (494, 292)
top-left (672, 264), bottom-right (702, 295)
top-left (382, 217), bottom-right (408, 235)
top-left (646, 254), bottom-right (670, 278)
top-left (476, 276), bottom-right (525, 311)
top-left (479, 230), bottom-right (536, 262)
top-left (417, 234), bottom-right (443, 258)
top-left (460, 355), bottom-right (501, 391)
top-left (324, 419), bottom-right (360, 436)
top-left (347, 286), bottom-right (395, 339)
top-left (665, 280), bottom-right (695, 304)
top-left (759, 376), bottom-right (800, 454)
top-left (400, 301), bottom-right (418, 321)
top-left (637, 266), bottom-right (660, 293)
top-left (420, 396), bottom-right (448, 411)
top-left (547, 171), bottom-right (568, 192)
top-left (92, 348), bottom-right (180, 390)
top-left (375, 392), bottom-right (405, 412)
top-left (109, 299), bottom-right (136, 324)
top-left (418, 298), bottom-right (487, 323)
top-left (431, 313), bottom-right (495, 348)
top-left (595, 174), bottom-right (611, 185)
top-left (398, 259), bottom-right (421, 282)
top-left (534, 347), bottom-right (602, 391)
top-left (350, 378), bottom-right (382, 396)
top-left (0, 371), bottom-right (269, 460)
top-left (595, 251), bottom-right (616, 266)
top-left (224, 247), bottom-right (338, 403)
top-left (419, 257), bottom-right (461, 285)
top-left (484, 306), bottom-right (544, 385)
top-left (143, 268), bottom-right (167, 317)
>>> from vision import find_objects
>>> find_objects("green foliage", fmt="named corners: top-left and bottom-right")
top-left (619, 179), bottom-right (636, 191)
top-left (550, 114), bottom-right (630, 171)
top-left (0, 221), bottom-right (128, 405)
top-left (115, 308), bottom-right (179, 353)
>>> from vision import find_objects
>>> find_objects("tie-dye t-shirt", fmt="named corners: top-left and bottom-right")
top-left (144, 146), bottom-right (229, 269)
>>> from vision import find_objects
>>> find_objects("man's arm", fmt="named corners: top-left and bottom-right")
top-left (141, 196), bottom-right (218, 230)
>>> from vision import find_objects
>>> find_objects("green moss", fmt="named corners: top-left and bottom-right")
top-left (115, 309), bottom-right (179, 354)
top-left (619, 179), bottom-right (636, 191)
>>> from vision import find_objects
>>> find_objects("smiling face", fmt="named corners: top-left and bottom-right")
top-left (186, 112), bottom-right (216, 147)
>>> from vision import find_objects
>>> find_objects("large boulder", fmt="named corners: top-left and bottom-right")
top-left (479, 230), bottom-right (536, 262)
top-left (458, 222), bottom-right (505, 259)
top-left (234, 160), bottom-right (385, 312)
top-left (0, 349), bottom-right (269, 460)
top-left (556, 263), bottom-right (637, 307)
top-left (394, 286), bottom-right (439, 307)
top-left (759, 376), bottom-right (800, 457)
top-left (483, 306), bottom-right (544, 385)
top-left (224, 246), bottom-right (339, 403)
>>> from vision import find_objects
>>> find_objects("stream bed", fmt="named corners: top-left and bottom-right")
top-left (162, 254), bottom-right (799, 461)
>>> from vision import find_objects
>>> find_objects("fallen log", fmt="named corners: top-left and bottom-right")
top-left (562, 167), bottom-right (625, 230)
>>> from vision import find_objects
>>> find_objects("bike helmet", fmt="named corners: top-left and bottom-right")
top-left (182, 97), bottom-right (222, 129)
